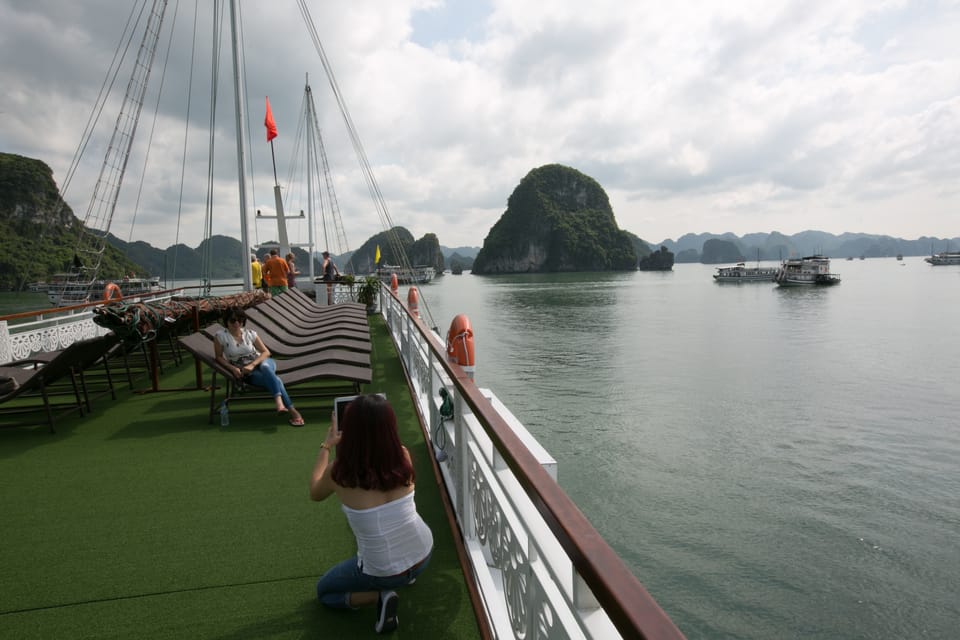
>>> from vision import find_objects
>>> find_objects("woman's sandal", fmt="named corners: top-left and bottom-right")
top-left (289, 416), bottom-right (305, 427)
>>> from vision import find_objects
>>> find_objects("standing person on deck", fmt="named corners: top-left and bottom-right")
top-left (310, 394), bottom-right (433, 634)
top-left (260, 254), bottom-right (271, 292)
top-left (286, 252), bottom-right (301, 289)
top-left (250, 255), bottom-right (262, 292)
top-left (321, 251), bottom-right (340, 305)
top-left (263, 249), bottom-right (289, 296)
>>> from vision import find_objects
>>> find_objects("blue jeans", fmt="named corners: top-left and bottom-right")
top-left (316, 552), bottom-right (431, 609)
top-left (244, 358), bottom-right (293, 409)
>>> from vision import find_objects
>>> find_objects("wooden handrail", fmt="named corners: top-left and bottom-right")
top-left (0, 286), bottom-right (195, 322)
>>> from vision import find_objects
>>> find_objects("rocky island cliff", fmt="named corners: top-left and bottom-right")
top-left (471, 164), bottom-right (638, 274)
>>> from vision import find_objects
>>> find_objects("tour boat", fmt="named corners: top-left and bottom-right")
top-left (46, 274), bottom-right (162, 306)
top-left (713, 263), bottom-right (778, 283)
top-left (774, 255), bottom-right (841, 286)
top-left (924, 251), bottom-right (960, 265)
top-left (375, 263), bottom-right (436, 284)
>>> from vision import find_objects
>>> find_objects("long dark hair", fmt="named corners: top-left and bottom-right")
top-left (222, 307), bottom-right (247, 326)
top-left (332, 394), bottom-right (414, 491)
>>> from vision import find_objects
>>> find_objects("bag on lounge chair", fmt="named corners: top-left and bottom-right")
top-left (0, 376), bottom-right (19, 395)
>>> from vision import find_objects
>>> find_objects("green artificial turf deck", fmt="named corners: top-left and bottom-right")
top-left (0, 316), bottom-right (481, 639)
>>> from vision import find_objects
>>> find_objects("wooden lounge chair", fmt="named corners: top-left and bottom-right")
top-left (245, 306), bottom-right (369, 341)
top-left (286, 286), bottom-right (366, 315)
top-left (255, 297), bottom-right (369, 330)
top-left (262, 295), bottom-right (369, 329)
top-left (243, 313), bottom-right (371, 351)
top-left (178, 332), bottom-right (372, 424)
top-left (0, 333), bottom-right (120, 432)
top-left (198, 325), bottom-right (369, 370)
top-left (201, 324), bottom-right (371, 358)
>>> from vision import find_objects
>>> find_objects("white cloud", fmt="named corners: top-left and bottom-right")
top-left (0, 0), bottom-right (957, 256)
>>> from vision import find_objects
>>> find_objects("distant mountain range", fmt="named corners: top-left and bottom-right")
top-left (106, 234), bottom-right (481, 281)
top-left (105, 231), bottom-right (960, 275)
top-left (652, 231), bottom-right (960, 263)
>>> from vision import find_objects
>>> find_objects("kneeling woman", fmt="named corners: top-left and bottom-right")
top-left (310, 394), bottom-right (433, 634)
top-left (213, 307), bottom-right (304, 426)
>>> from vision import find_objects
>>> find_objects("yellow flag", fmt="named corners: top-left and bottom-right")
top-left (375, 245), bottom-right (381, 264)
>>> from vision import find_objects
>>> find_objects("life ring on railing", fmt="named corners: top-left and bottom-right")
top-left (390, 273), bottom-right (399, 293)
top-left (103, 282), bottom-right (123, 301)
top-left (407, 287), bottom-right (419, 319)
top-left (446, 314), bottom-right (475, 377)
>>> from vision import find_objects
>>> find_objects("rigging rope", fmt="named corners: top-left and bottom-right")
top-left (200, 0), bottom-right (226, 295)
top-left (124, 0), bottom-right (182, 255)
top-left (171, 0), bottom-right (203, 286)
top-left (60, 2), bottom-right (146, 201)
top-left (235, 0), bottom-right (260, 251)
top-left (294, 0), bottom-right (436, 329)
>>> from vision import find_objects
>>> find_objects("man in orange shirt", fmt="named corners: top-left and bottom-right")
top-left (263, 249), bottom-right (289, 296)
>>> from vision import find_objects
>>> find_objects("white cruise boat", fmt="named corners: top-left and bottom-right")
top-left (774, 255), bottom-right (841, 286)
top-left (46, 273), bottom-right (163, 306)
top-left (713, 262), bottom-right (778, 283)
top-left (374, 264), bottom-right (436, 284)
top-left (924, 252), bottom-right (960, 265)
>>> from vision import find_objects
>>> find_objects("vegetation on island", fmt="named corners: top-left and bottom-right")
top-left (472, 164), bottom-right (641, 274)
top-left (341, 227), bottom-right (445, 275)
top-left (638, 246), bottom-right (675, 271)
top-left (0, 153), bottom-right (145, 291)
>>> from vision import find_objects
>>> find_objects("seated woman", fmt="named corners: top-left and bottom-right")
top-left (310, 394), bottom-right (433, 634)
top-left (213, 307), bottom-right (304, 426)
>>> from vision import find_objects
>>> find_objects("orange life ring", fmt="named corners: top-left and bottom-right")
top-left (390, 273), bottom-right (399, 293)
top-left (103, 283), bottom-right (123, 301)
top-left (407, 286), bottom-right (419, 319)
top-left (446, 314), bottom-right (475, 375)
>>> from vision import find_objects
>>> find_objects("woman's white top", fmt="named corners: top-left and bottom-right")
top-left (341, 491), bottom-right (433, 576)
top-left (216, 328), bottom-right (260, 366)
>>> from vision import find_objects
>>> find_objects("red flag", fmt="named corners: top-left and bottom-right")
top-left (264, 97), bottom-right (278, 142)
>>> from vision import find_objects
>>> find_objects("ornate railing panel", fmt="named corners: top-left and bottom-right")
top-left (0, 311), bottom-right (108, 364)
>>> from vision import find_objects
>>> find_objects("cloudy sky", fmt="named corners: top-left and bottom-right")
top-left (1, 0), bottom-right (958, 254)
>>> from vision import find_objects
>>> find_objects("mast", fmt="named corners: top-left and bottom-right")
top-left (304, 74), bottom-right (317, 285)
top-left (228, 0), bottom-right (253, 290)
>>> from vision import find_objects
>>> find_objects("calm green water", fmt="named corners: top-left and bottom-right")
top-left (419, 259), bottom-right (960, 640)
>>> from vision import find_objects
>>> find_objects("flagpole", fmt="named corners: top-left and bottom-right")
top-left (269, 139), bottom-right (279, 186)
top-left (264, 97), bottom-right (289, 256)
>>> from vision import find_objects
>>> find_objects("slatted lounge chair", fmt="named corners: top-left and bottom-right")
top-left (245, 306), bottom-right (370, 341)
top-left (202, 324), bottom-right (371, 358)
top-left (256, 297), bottom-right (369, 331)
top-left (286, 286), bottom-right (366, 315)
top-left (263, 295), bottom-right (370, 329)
top-left (178, 331), bottom-right (371, 424)
top-left (198, 325), bottom-right (369, 370)
top-left (283, 289), bottom-right (371, 321)
top-left (243, 311), bottom-right (371, 349)
top-left (0, 334), bottom-right (120, 432)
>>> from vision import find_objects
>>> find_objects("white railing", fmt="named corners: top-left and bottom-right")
top-left (379, 288), bottom-right (680, 639)
top-left (0, 309), bottom-right (110, 364)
